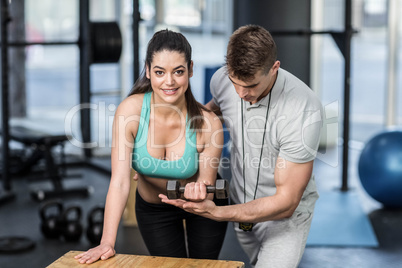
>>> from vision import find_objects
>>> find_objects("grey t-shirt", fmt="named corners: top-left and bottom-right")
top-left (210, 66), bottom-right (323, 213)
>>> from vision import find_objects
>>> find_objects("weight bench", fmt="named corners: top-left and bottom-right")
top-left (9, 126), bottom-right (91, 201)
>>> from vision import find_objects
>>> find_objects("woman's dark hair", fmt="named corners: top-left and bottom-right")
top-left (128, 29), bottom-right (206, 130)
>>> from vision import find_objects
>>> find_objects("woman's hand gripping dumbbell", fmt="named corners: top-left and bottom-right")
top-left (166, 179), bottom-right (229, 200)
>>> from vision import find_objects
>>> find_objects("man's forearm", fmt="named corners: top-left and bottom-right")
top-left (213, 195), bottom-right (296, 223)
top-left (160, 191), bottom-right (299, 222)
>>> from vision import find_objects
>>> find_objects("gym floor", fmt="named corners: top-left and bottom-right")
top-left (1, 149), bottom-right (402, 268)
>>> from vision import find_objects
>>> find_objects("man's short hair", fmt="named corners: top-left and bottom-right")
top-left (225, 25), bottom-right (277, 81)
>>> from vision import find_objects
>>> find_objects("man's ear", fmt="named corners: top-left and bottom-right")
top-left (272, 60), bottom-right (280, 72)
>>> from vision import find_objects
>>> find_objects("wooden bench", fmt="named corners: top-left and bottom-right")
top-left (47, 251), bottom-right (245, 268)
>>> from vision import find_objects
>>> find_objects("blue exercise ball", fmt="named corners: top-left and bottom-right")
top-left (358, 130), bottom-right (402, 208)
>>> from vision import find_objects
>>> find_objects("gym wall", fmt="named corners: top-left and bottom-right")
top-left (233, 0), bottom-right (311, 86)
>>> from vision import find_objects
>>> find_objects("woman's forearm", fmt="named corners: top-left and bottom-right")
top-left (100, 180), bottom-right (131, 247)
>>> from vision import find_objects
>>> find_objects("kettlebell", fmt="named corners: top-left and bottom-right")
top-left (60, 205), bottom-right (83, 242)
top-left (39, 200), bottom-right (63, 239)
top-left (86, 206), bottom-right (105, 244)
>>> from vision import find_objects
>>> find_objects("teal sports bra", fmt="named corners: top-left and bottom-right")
top-left (132, 92), bottom-right (199, 180)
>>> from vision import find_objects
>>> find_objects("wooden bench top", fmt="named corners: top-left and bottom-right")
top-left (47, 250), bottom-right (245, 268)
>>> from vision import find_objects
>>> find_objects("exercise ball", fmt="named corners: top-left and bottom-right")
top-left (358, 130), bottom-right (402, 208)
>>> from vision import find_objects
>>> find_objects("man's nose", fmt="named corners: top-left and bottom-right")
top-left (238, 87), bottom-right (248, 98)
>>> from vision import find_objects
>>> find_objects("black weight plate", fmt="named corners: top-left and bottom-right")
top-left (0, 236), bottom-right (35, 253)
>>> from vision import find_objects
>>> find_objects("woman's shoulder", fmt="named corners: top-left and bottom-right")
top-left (116, 93), bottom-right (146, 116)
top-left (201, 108), bottom-right (222, 130)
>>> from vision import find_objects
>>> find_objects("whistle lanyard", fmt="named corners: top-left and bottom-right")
top-left (241, 89), bottom-right (272, 204)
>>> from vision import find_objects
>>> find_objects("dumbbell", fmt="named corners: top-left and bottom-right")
top-left (166, 179), bottom-right (229, 199)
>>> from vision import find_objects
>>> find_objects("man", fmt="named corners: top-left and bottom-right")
top-left (160, 25), bottom-right (323, 268)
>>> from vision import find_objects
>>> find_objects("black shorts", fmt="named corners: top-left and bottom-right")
top-left (135, 190), bottom-right (228, 259)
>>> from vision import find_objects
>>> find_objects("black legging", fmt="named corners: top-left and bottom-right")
top-left (135, 190), bottom-right (228, 259)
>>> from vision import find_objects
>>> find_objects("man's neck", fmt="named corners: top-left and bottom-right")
top-left (254, 72), bottom-right (278, 104)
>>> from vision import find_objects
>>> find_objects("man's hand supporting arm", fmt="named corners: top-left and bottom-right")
top-left (205, 100), bottom-right (222, 118)
top-left (160, 157), bottom-right (313, 223)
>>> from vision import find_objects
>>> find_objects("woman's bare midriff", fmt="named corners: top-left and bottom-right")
top-left (136, 172), bottom-right (198, 204)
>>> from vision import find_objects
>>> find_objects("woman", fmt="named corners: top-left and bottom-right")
top-left (75, 29), bottom-right (227, 264)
